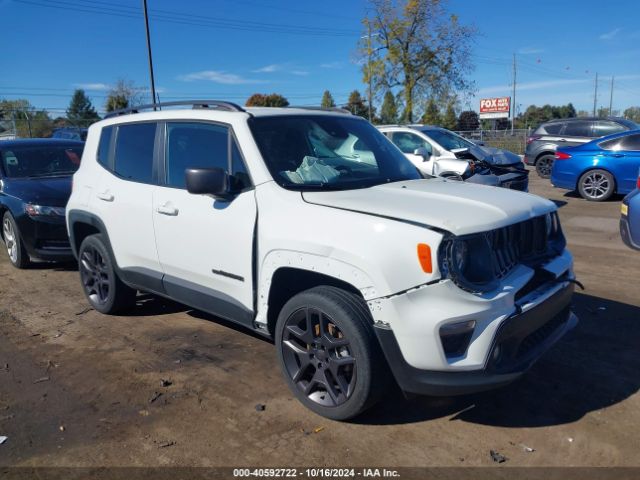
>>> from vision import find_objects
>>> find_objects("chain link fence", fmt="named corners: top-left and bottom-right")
top-left (454, 129), bottom-right (532, 155)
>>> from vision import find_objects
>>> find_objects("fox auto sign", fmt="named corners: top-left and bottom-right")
top-left (479, 97), bottom-right (511, 119)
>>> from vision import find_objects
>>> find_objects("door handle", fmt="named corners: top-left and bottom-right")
top-left (605, 153), bottom-right (625, 157)
top-left (156, 204), bottom-right (179, 216)
top-left (557, 139), bottom-right (567, 142)
top-left (97, 191), bottom-right (114, 202)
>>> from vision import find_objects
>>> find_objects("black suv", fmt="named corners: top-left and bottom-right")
top-left (524, 117), bottom-right (639, 178)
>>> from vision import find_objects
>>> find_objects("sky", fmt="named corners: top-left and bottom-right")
top-left (2, 0), bottom-right (640, 118)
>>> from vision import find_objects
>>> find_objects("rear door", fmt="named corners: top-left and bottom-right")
top-left (560, 121), bottom-right (594, 148)
top-left (91, 121), bottom-right (162, 279)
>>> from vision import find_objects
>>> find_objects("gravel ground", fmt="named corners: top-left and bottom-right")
top-left (0, 171), bottom-right (639, 475)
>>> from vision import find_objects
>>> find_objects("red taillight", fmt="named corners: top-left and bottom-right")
top-left (637, 175), bottom-right (640, 189)
top-left (555, 151), bottom-right (571, 160)
top-left (526, 135), bottom-right (540, 145)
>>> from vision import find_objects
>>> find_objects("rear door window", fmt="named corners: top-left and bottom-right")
top-left (113, 122), bottom-right (157, 183)
top-left (563, 122), bottom-right (593, 137)
top-left (620, 134), bottom-right (640, 151)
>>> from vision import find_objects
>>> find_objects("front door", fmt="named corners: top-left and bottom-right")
top-left (152, 121), bottom-right (257, 324)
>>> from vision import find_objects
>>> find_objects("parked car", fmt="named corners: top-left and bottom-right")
top-left (52, 127), bottom-right (88, 141)
top-left (524, 117), bottom-right (639, 179)
top-left (620, 170), bottom-right (640, 250)
top-left (0, 138), bottom-right (83, 268)
top-left (67, 101), bottom-right (577, 420)
top-left (378, 125), bottom-right (529, 191)
top-left (551, 129), bottom-right (640, 201)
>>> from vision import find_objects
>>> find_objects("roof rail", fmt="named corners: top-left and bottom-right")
top-left (103, 100), bottom-right (246, 119)
top-left (285, 105), bottom-right (352, 115)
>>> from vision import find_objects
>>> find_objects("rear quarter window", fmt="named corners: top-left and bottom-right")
top-left (97, 126), bottom-right (114, 167)
top-left (538, 123), bottom-right (564, 135)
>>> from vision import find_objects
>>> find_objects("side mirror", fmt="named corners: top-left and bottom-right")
top-left (414, 147), bottom-right (431, 162)
top-left (185, 167), bottom-right (231, 199)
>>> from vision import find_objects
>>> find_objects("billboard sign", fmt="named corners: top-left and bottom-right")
top-left (479, 97), bottom-right (511, 119)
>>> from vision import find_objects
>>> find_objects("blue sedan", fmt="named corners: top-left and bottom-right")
top-left (621, 173), bottom-right (640, 250)
top-left (551, 129), bottom-right (640, 201)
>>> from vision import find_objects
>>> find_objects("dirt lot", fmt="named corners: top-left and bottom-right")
top-left (1, 171), bottom-right (639, 474)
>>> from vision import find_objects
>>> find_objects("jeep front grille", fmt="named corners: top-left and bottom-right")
top-left (489, 214), bottom-right (558, 279)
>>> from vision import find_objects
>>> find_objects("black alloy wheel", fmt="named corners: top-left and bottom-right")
top-left (535, 154), bottom-right (554, 178)
top-left (281, 306), bottom-right (357, 407)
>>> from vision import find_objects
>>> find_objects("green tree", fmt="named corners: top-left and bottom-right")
top-left (0, 99), bottom-right (53, 138)
top-left (66, 89), bottom-right (99, 127)
top-left (320, 90), bottom-right (336, 108)
top-left (245, 93), bottom-right (290, 107)
top-left (420, 98), bottom-right (441, 125)
top-left (105, 79), bottom-right (144, 112)
top-left (457, 110), bottom-right (479, 131)
top-left (360, 0), bottom-right (476, 123)
top-left (346, 90), bottom-right (369, 118)
top-left (442, 101), bottom-right (457, 130)
top-left (624, 106), bottom-right (640, 122)
top-left (380, 90), bottom-right (398, 124)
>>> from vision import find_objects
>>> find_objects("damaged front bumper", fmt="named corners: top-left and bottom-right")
top-left (368, 249), bottom-right (577, 396)
top-left (374, 282), bottom-right (577, 396)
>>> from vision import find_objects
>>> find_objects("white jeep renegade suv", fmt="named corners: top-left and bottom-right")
top-left (66, 101), bottom-right (578, 420)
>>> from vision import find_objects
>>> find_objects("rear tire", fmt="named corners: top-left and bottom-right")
top-left (578, 169), bottom-right (615, 202)
top-left (78, 234), bottom-right (137, 314)
top-left (2, 212), bottom-right (30, 269)
top-left (275, 286), bottom-right (389, 420)
top-left (535, 154), bottom-right (554, 178)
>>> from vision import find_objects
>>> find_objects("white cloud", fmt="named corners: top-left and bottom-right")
top-left (600, 28), bottom-right (621, 40)
top-left (478, 78), bottom-right (589, 96)
top-left (73, 83), bottom-right (110, 91)
top-left (177, 70), bottom-right (264, 85)
top-left (320, 61), bottom-right (344, 69)
top-left (253, 64), bottom-right (282, 73)
top-left (291, 70), bottom-right (309, 76)
top-left (517, 47), bottom-right (544, 55)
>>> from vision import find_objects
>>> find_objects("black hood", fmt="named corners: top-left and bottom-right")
top-left (2, 176), bottom-right (72, 207)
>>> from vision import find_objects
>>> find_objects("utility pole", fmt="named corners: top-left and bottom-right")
top-left (593, 72), bottom-right (598, 116)
top-left (511, 53), bottom-right (516, 134)
top-left (142, 0), bottom-right (157, 110)
top-left (609, 76), bottom-right (614, 116)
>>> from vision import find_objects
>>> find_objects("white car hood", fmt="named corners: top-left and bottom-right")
top-left (302, 178), bottom-right (556, 236)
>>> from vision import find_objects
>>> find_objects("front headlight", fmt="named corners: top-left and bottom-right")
top-left (439, 234), bottom-right (498, 294)
top-left (24, 204), bottom-right (66, 217)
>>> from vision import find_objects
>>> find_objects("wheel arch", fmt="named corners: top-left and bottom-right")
top-left (67, 210), bottom-right (111, 259)
top-left (261, 265), bottom-right (372, 338)
top-left (534, 150), bottom-right (556, 164)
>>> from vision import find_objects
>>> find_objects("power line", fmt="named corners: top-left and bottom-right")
top-left (13, 0), bottom-right (360, 37)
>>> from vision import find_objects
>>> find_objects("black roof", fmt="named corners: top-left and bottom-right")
top-left (0, 138), bottom-right (84, 149)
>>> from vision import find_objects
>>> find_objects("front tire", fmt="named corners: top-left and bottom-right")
top-left (275, 286), bottom-right (389, 420)
top-left (2, 212), bottom-right (30, 269)
top-left (535, 154), bottom-right (554, 178)
top-left (78, 234), bottom-right (137, 314)
top-left (578, 169), bottom-right (615, 201)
